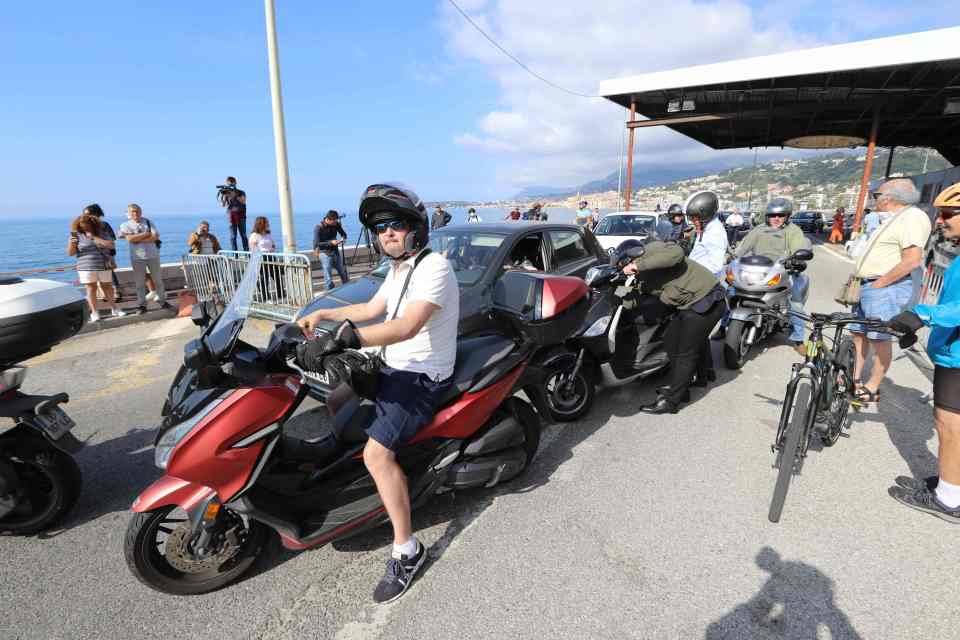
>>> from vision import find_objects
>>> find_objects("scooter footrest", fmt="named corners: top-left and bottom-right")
top-left (444, 448), bottom-right (527, 490)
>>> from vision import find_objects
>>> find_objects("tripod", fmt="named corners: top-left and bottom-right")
top-left (349, 225), bottom-right (379, 268)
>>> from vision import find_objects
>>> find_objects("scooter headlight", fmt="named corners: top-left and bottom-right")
top-left (583, 315), bottom-right (611, 337)
top-left (154, 399), bottom-right (224, 469)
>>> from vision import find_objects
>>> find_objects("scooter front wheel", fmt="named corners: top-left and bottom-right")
top-left (723, 319), bottom-right (752, 370)
top-left (543, 361), bottom-right (595, 422)
top-left (124, 505), bottom-right (267, 595)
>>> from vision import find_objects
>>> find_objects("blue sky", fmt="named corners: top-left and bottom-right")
top-left (1, 1), bottom-right (955, 219)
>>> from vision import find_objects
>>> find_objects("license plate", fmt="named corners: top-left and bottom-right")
top-left (33, 407), bottom-right (76, 440)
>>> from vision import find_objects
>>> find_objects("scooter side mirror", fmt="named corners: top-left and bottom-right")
top-left (791, 249), bottom-right (814, 261)
top-left (585, 265), bottom-right (616, 288)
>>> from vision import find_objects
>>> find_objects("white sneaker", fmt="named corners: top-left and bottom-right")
top-left (89, 312), bottom-right (101, 323)
top-left (146, 291), bottom-right (159, 303)
top-left (112, 308), bottom-right (128, 318)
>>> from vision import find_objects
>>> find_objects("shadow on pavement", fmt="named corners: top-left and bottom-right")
top-left (705, 546), bottom-right (862, 640)
top-left (850, 376), bottom-right (937, 481)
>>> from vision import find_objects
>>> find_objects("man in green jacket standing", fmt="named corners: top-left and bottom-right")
top-left (622, 240), bottom-right (725, 413)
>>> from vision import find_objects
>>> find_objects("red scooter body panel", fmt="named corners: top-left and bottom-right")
top-left (132, 475), bottom-right (215, 513)
top-left (149, 379), bottom-right (297, 505)
top-left (408, 363), bottom-right (524, 444)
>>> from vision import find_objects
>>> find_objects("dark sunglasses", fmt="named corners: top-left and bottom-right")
top-left (871, 191), bottom-right (888, 200)
top-left (940, 209), bottom-right (958, 221)
top-left (767, 213), bottom-right (788, 218)
top-left (374, 220), bottom-right (408, 234)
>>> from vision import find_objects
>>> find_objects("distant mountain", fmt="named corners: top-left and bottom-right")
top-left (517, 148), bottom-right (951, 203)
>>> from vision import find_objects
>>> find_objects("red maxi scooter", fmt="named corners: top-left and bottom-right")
top-left (125, 254), bottom-right (588, 595)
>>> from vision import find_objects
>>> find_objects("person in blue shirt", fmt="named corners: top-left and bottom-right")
top-left (687, 191), bottom-right (729, 277)
top-left (887, 183), bottom-right (960, 523)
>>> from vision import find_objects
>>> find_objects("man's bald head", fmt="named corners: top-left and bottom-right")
top-left (877, 178), bottom-right (920, 207)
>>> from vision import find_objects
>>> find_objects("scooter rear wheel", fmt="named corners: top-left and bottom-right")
top-left (124, 505), bottom-right (267, 595)
top-left (0, 435), bottom-right (81, 536)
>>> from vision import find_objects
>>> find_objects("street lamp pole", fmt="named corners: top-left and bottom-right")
top-left (264, 0), bottom-right (295, 252)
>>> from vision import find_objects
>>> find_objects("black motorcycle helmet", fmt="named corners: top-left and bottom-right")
top-left (765, 197), bottom-right (793, 222)
top-left (358, 182), bottom-right (430, 260)
top-left (684, 191), bottom-right (719, 223)
top-left (612, 238), bottom-right (646, 267)
top-left (667, 203), bottom-right (683, 219)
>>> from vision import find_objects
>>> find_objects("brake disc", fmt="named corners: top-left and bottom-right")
top-left (163, 523), bottom-right (241, 573)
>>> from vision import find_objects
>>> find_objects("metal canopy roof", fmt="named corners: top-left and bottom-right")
top-left (599, 27), bottom-right (960, 165)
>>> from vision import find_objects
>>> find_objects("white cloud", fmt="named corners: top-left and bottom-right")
top-left (438, 0), bottom-right (830, 193)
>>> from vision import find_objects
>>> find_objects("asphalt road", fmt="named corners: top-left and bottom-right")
top-left (2, 242), bottom-right (952, 640)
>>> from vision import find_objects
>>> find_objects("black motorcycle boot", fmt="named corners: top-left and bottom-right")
top-left (640, 396), bottom-right (679, 414)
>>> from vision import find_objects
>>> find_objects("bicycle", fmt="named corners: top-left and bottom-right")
top-left (767, 311), bottom-right (898, 523)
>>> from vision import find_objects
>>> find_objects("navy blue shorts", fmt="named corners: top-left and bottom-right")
top-left (366, 367), bottom-right (452, 451)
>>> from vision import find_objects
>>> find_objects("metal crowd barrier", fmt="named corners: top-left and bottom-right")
top-left (217, 250), bottom-right (314, 321)
top-left (181, 254), bottom-right (233, 306)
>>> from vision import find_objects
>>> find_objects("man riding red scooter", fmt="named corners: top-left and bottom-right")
top-left (295, 183), bottom-right (459, 603)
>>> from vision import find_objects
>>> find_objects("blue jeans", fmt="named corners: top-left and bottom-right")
top-left (229, 216), bottom-right (248, 251)
top-left (319, 250), bottom-right (349, 290)
top-left (850, 278), bottom-right (913, 341)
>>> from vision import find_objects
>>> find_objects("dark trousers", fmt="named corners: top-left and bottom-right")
top-left (230, 216), bottom-right (249, 251)
top-left (663, 301), bottom-right (726, 404)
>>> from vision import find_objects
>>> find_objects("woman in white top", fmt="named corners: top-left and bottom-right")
top-left (248, 216), bottom-right (277, 253)
top-left (248, 216), bottom-right (285, 302)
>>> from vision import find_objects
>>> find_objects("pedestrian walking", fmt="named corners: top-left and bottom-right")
top-left (218, 176), bottom-right (248, 251)
top-left (68, 213), bottom-right (126, 322)
top-left (83, 203), bottom-right (122, 302)
top-left (313, 210), bottom-right (350, 290)
top-left (888, 183), bottom-right (960, 523)
top-left (466, 208), bottom-right (481, 223)
top-left (119, 204), bottom-right (170, 315)
top-left (828, 207), bottom-right (845, 244)
top-left (187, 220), bottom-right (222, 255)
top-left (849, 178), bottom-right (931, 404)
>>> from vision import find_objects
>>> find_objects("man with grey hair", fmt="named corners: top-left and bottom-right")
top-left (849, 178), bottom-right (931, 403)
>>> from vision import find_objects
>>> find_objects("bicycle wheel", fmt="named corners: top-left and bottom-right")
top-left (821, 337), bottom-right (855, 446)
top-left (769, 382), bottom-right (812, 523)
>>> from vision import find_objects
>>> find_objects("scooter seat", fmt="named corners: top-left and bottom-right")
top-left (436, 334), bottom-right (516, 407)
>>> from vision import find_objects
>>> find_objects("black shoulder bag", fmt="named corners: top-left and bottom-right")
top-left (344, 249), bottom-right (432, 400)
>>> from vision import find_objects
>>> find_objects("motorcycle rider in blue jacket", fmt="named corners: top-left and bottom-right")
top-left (887, 183), bottom-right (960, 523)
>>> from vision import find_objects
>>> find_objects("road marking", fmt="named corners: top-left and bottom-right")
top-left (816, 244), bottom-right (854, 265)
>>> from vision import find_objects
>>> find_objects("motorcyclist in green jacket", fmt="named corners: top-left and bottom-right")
top-left (723, 198), bottom-right (812, 354)
top-left (622, 240), bottom-right (725, 414)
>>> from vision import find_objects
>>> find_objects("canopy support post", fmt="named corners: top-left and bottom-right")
top-left (625, 100), bottom-right (636, 211)
top-left (853, 110), bottom-right (880, 234)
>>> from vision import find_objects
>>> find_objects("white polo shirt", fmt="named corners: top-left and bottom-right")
top-left (374, 250), bottom-right (459, 381)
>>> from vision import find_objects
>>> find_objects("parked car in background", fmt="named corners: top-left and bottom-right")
top-left (592, 211), bottom-right (663, 256)
top-left (792, 210), bottom-right (825, 235)
top-left (297, 223), bottom-right (607, 336)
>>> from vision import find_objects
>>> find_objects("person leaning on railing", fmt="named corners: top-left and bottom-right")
top-left (887, 183), bottom-right (960, 523)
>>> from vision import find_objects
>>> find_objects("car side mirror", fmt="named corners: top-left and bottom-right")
top-left (791, 249), bottom-right (814, 261)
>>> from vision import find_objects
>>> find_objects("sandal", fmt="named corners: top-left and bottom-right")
top-left (854, 386), bottom-right (880, 404)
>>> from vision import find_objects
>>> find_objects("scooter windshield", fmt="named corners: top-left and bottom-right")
top-left (205, 252), bottom-right (263, 360)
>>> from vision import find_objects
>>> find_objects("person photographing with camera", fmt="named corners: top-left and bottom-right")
top-left (218, 176), bottom-right (248, 251)
top-left (295, 183), bottom-right (459, 603)
top-left (313, 210), bottom-right (350, 291)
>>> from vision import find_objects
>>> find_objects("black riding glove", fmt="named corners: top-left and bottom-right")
top-left (887, 311), bottom-right (924, 335)
top-left (295, 320), bottom-right (362, 371)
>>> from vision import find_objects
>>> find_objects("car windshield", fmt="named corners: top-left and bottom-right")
top-left (368, 231), bottom-right (507, 286)
top-left (594, 215), bottom-right (655, 236)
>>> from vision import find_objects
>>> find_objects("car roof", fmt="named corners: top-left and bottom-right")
top-left (440, 222), bottom-right (588, 238)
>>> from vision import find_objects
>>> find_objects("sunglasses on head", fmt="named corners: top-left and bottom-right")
top-left (374, 220), bottom-right (408, 234)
